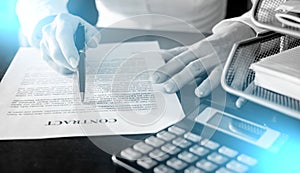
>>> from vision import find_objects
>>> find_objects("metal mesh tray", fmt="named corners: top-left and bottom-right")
top-left (251, 0), bottom-right (300, 38)
top-left (221, 32), bottom-right (300, 119)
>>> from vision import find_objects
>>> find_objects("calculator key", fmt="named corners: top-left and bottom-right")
top-left (207, 152), bottom-right (228, 165)
top-left (133, 142), bottom-right (153, 154)
top-left (145, 136), bottom-right (165, 147)
top-left (120, 148), bottom-right (142, 161)
top-left (237, 154), bottom-right (257, 166)
top-left (200, 139), bottom-right (220, 150)
top-left (189, 145), bottom-right (210, 156)
top-left (218, 146), bottom-right (238, 158)
top-left (154, 164), bottom-right (175, 173)
top-left (216, 167), bottom-right (234, 173)
top-left (172, 137), bottom-right (192, 148)
top-left (166, 157), bottom-right (188, 170)
top-left (157, 131), bottom-right (176, 141)
top-left (196, 159), bottom-right (218, 172)
top-left (184, 166), bottom-right (205, 173)
top-left (178, 151), bottom-right (198, 163)
top-left (168, 126), bottom-right (185, 135)
top-left (226, 160), bottom-right (248, 173)
top-left (161, 143), bottom-right (180, 155)
top-left (149, 149), bottom-right (169, 161)
top-left (184, 132), bottom-right (202, 142)
top-left (137, 156), bottom-right (158, 169)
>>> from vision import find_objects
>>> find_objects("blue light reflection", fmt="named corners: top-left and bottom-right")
top-left (258, 138), bottom-right (300, 172)
top-left (0, 0), bottom-right (19, 31)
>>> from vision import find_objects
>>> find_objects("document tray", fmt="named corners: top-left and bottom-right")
top-left (251, 0), bottom-right (300, 38)
top-left (221, 32), bottom-right (300, 119)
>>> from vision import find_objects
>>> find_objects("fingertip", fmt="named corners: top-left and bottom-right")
top-left (195, 65), bottom-right (223, 97)
top-left (151, 71), bottom-right (169, 83)
top-left (194, 87), bottom-right (206, 98)
top-left (87, 32), bottom-right (101, 48)
top-left (194, 88), bottom-right (204, 97)
top-left (87, 39), bottom-right (97, 48)
top-left (163, 81), bottom-right (176, 93)
top-left (167, 46), bottom-right (188, 56)
top-left (235, 98), bottom-right (246, 108)
top-left (235, 100), bottom-right (242, 109)
top-left (194, 83), bottom-right (210, 98)
top-left (160, 51), bottom-right (173, 62)
top-left (151, 72), bottom-right (160, 83)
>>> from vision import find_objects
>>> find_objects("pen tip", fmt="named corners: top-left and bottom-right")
top-left (80, 92), bottom-right (85, 103)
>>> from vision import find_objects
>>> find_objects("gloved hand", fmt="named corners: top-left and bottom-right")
top-left (39, 13), bottom-right (101, 74)
top-left (152, 22), bottom-right (255, 97)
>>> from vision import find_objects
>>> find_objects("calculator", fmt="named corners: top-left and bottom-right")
top-left (112, 107), bottom-right (288, 173)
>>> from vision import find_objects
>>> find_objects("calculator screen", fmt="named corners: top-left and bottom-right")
top-left (196, 107), bottom-right (285, 151)
top-left (207, 112), bottom-right (267, 142)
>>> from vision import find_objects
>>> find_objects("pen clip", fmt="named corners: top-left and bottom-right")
top-left (75, 23), bottom-right (85, 52)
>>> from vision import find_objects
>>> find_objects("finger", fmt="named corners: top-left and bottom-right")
top-left (151, 49), bottom-right (198, 83)
top-left (55, 13), bottom-right (101, 69)
top-left (189, 39), bottom-right (215, 58)
top-left (163, 53), bottom-right (218, 93)
top-left (86, 30), bottom-right (101, 48)
top-left (42, 24), bottom-right (75, 71)
top-left (160, 46), bottom-right (188, 62)
top-left (194, 64), bottom-right (223, 97)
top-left (77, 17), bottom-right (101, 47)
top-left (40, 40), bottom-right (73, 75)
top-left (55, 14), bottom-right (80, 69)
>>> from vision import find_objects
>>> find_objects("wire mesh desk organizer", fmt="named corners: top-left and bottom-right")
top-left (222, 28), bottom-right (300, 119)
top-left (222, 0), bottom-right (300, 119)
top-left (252, 0), bottom-right (300, 38)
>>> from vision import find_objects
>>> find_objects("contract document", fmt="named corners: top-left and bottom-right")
top-left (0, 42), bottom-right (185, 140)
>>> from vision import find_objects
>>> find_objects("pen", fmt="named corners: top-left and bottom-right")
top-left (75, 24), bottom-right (86, 102)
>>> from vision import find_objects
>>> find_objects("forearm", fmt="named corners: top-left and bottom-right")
top-left (16, 0), bottom-right (68, 47)
top-left (215, 21), bottom-right (256, 44)
top-left (212, 0), bottom-right (266, 36)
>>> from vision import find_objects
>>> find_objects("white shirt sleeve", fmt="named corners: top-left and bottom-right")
top-left (16, 0), bottom-right (68, 47)
top-left (212, 0), bottom-right (266, 35)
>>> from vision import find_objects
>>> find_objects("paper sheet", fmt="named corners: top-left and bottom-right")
top-left (250, 45), bottom-right (300, 101)
top-left (0, 42), bottom-right (185, 140)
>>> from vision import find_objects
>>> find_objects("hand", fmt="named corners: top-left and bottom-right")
top-left (152, 22), bottom-right (255, 97)
top-left (39, 13), bottom-right (101, 74)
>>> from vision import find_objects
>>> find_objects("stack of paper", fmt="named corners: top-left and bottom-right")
top-left (250, 46), bottom-right (300, 101)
